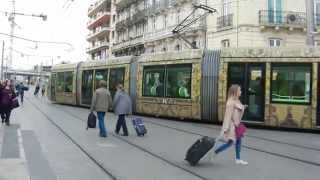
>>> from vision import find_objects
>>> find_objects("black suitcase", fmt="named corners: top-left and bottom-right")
top-left (86, 112), bottom-right (97, 130)
top-left (185, 136), bottom-right (215, 166)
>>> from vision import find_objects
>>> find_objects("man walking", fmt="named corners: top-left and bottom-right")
top-left (113, 84), bottom-right (132, 136)
top-left (90, 80), bottom-right (112, 137)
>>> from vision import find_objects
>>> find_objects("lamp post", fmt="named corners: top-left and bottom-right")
top-left (1, 41), bottom-right (4, 80)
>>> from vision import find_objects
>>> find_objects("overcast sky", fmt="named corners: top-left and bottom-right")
top-left (0, 0), bottom-right (94, 70)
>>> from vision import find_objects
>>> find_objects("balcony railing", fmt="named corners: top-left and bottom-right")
top-left (116, 0), bottom-right (142, 12)
top-left (87, 41), bottom-right (110, 52)
top-left (88, 0), bottom-right (109, 14)
top-left (217, 14), bottom-right (233, 30)
top-left (87, 26), bottom-right (112, 40)
top-left (259, 10), bottom-right (306, 28)
top-left (87, 10), bottom-right (111, 27)
top-left (112, 35), bottom-right (143, 50)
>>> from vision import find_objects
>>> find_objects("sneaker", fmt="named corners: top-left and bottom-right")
top-left (235, 159), bottom-right (248, 165)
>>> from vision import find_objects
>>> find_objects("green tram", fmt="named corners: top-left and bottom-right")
top-left (48, 48), bottom-right (320, 130)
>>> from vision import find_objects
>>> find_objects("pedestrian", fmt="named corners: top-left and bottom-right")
top-left (90, 80), bottom-right (112, 137)
top-left (16, 82), bottom-right (26, 104)
top-left (212, 84), bottom-right (248, 165)
top-left (113, 84), bottom-right (132, 136)
top-left (0, 80), bottom-right (16, 126)
top-left (34, 83), bottom-right (40, 96)
top-left (41, 84), bottom-right (46, 97)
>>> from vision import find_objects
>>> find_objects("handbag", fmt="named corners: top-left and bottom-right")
top-left (11, 98), bottom-right (20, 109)
top-left (235, 122), bottom-right (246, 139)
top-left (86, 112), bottom-right (97, 130)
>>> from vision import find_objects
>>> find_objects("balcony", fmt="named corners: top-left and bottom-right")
top-left (88, 0), bottom-right (111, 17)
top-left (259, 10), bottom-right (306, 31)
top-left (87, 41), bottom-right (110, 53)
top-left (116, 0), bottom-right (142, 12)
top-left (87, 11), bottom-right (111, 29)
top-left (112, 35), bottom-right (144, 51)
top-left (87, 26), bottom-right (112, 41)
top-left (115, 10), bottom-right (147, 31)
top-left (217, 14), bottom-right (233, 30)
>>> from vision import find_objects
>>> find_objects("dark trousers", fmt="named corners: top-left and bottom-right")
top-left (20, 93), bottom-right (24, 104)
top-left (115, 114), bottom-right (128, 135)
top-left (1, 109), bottom-right (11, 125)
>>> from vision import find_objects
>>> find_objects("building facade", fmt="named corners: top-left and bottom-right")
top-left (207, 0), bottom-right (320, 49)
top-left (113, 0), bottom-right (207, 57)
top-left (87, 0), bottom-right (116, 60)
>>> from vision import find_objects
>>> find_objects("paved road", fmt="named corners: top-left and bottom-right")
top-left (1, 91), bottom-right (319, 180)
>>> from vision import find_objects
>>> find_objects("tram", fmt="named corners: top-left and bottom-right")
top-left (48, 48), bottom-right (320, 130)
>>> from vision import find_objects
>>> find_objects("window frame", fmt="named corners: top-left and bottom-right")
top-left (142, 64), bottom-right (193, 99)
top-left (142, 65), bottom-right (166, 98)
top-left (165, 64), bottom-right (192, 99)
top-left (270, 63), bottom-right (312, 105)
top-left (269, 38), bottom-right (281, 47)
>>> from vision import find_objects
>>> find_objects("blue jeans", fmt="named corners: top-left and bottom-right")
top-left (97, 112), bottom-right (107, 137)
top-left (214, 137), bottom-right (242, 159)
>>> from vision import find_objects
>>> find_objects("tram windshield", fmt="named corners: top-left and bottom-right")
top-left (271, 64), bottom-right (311, 104)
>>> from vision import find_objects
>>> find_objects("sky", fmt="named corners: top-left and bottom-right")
top-left (0, 0), bottom-right (95, 70)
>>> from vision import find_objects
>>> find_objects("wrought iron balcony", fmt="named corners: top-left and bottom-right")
top-left (116, 0), bottom-right (143, 12)
top-left (259, 10), bottom-right (306, 29)
top-left (217, 14), bottom-right (233, 30)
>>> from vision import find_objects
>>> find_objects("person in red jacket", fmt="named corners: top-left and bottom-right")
top-left (0, 80), bottom-right (16, 126)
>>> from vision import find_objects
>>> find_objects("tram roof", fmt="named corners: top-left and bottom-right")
top-left (51, 63), bottom-right (78, 72)
top-left (221, 47), bottom-right (320, 58)
top-left (139, 49), bottom-right (203, 63)
top-left (80, 56), bottom-right (134, 68)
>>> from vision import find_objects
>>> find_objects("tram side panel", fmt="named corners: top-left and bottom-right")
top-left (135, 50), bottom-right (203, 120)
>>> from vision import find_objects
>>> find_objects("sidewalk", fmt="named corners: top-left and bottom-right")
top-left (0, 125), bottom-right (30, 180)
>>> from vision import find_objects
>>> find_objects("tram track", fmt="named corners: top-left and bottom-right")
top-left (27, 97), bottom-right (209, 180)
top-left (52, 102), bottom-right (320, 167)
top-left (26, 97), bottom-right (118, 180)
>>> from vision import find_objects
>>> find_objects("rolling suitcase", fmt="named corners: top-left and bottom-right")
top-left (185, 136), bottom-right (215, 166)
top-left (132, 118), bottom-right (147, 136)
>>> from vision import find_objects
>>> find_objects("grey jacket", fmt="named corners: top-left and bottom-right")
top-left (113, 90), bottom-right (132, 115)
top-left (90, 87), bottom-right (112, 112)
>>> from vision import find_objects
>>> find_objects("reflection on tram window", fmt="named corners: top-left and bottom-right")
top-left (82, 70), bottom-right (93, 105)
top-left (64, 72), bottom-right (73, 93)
top-left (109, 68), bottom-right (125, 97)
top-left (95, 69), bottom-right (108, 89)
top-left (143, 66), bottom-right (165, 97)
top-left (166, 65), bottom-right (192, 98)
top-left (271, 64), bottom-right (311, 104)
top-left (57, 72), bottom-right (64, 92)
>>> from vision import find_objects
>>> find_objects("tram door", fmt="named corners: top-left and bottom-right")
top-left (51, 73), bottom-right (56, 101)
top-left (228, 63), bottom-right (265, 122)
top-left (317, 64), bottom-right (320, 126)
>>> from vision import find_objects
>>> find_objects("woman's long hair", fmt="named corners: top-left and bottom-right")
top-left (227, 84), bottom-right (240, 101)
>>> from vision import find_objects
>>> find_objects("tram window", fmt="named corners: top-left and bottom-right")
top-left (82, 70), bottom-right (94, 105)
top-left (166, 64), bottom-right (192, 98)
top-left (64, 72), bottom-right (73, 93)
top-left (142, 66), bottom-right (165, 97)
top-left (271, 64), bottom-right (311, 104)
top-left (109, 68), bottom-right (125, 97)
top-left (95, 69), bottom-right (108, 89)
top-left (57, 72), bottom-right (64, 92)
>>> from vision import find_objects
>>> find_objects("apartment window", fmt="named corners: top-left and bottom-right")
top-left (269, 38), bottom-right (281, 47)
top-left (113, 15), bottom-right (116, 23)
top-left (112, 31), bottom-right (115, 39)
top-left (268, 0), bottom-right (282, 23)
top-left (175, 44), bottom-right (180, 51)
top-left (164, 15), bottom-right (167, 28)
top-left (177, 10), bottom-right (180, 24)
top-left (221, 39), bottom-right (230, 47)
top-left (222, 0), bottom-right (232, 16)
top-left (314, 0), bottom-right (320, 27)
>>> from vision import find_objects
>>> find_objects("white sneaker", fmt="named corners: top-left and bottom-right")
top-left (235, 159), bottom-right (248, 165)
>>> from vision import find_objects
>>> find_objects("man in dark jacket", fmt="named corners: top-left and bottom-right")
top-left (113, 84), bottom-right (132, 136)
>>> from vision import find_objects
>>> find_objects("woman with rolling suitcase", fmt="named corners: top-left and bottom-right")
top-left (212, 84), bottom-right (248, 165)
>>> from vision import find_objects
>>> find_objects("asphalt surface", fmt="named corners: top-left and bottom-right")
top-left (1, 91), bottom-right (319, 180)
